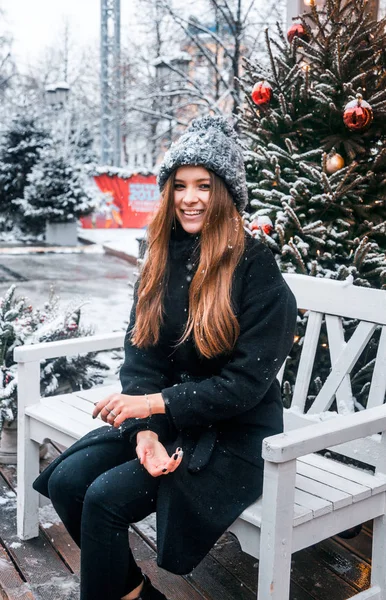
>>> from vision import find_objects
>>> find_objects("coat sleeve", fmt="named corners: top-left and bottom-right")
top-left (160, 244), bottom-right (298, 431)
top-left (119, 279), bottom-right (173, 444)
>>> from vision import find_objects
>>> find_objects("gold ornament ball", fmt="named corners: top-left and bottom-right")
top-left (326, 153), bottom-right (345, 174)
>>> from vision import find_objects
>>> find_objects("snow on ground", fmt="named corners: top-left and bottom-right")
top-left (39, 503), bottom-right (63, 527)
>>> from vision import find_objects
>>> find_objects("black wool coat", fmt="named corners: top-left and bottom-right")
top-left (34, 219), bottom-right (297, 575)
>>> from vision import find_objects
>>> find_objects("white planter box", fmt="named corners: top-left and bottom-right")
top-left (0, 420), bottom-right (17, 464)
top-left (45, 220), bottom-right (78, 246)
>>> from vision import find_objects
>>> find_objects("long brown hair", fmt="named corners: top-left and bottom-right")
top-left (130, 168), bottom-right (246, 359)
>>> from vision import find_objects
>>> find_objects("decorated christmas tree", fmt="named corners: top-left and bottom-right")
top-left (239, 0), bottom-right (386, 410)
top-left (0, 285), bottom-right (109, 433)
top-left (240, 0), bottom-right (386, 290)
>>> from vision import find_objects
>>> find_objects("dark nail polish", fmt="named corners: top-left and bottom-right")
top-left (92, 415), bottom-right (96, 419)
top-left (162, 468), bottom-right (167, 473)
top-left (176, 447), bottom-right (182, 452)
top-left (173, 453), bottom-right (178, 460)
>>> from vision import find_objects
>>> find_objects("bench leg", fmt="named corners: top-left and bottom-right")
top-left (257, 460), bottom-right (296, 600)
top-left (370, 513), bottom-right (386, 599)
top-left (17, 415), bottom-right (40, 540)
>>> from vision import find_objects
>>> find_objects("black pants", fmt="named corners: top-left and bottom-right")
top-left (47, 437), bottom-right (160, 600)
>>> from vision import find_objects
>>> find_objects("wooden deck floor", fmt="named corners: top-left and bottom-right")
top-left (0, 444), bottom-right (374, 600)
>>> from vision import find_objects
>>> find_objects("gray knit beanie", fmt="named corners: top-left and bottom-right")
top-left (156, 115), bottom-right (248, 214)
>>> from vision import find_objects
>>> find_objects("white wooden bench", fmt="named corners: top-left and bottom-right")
top-left (14, 274), bottom-right (386, 600)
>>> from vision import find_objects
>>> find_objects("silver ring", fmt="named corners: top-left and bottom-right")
top-left (110, 410), bottom-right (117, 418)
top-left (105, 407), bottom-right (111, 413)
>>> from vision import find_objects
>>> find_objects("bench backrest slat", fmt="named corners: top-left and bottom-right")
top-left (367, 326), bottom-right (386, 410)
top-left (291, 311), bottom-right (323, 412)
top-left (283, 274), bottom-right (386, 467)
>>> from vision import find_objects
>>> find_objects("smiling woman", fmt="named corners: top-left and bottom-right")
top-left (33, 114), bottom-right (297, 600)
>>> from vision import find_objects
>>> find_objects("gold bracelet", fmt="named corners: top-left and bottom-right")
top-left (146, 394), bottom-right (152, 417)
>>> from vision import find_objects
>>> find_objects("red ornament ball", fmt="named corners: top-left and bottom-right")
top-left (287, 23), bottom-right (310, 44)
top-left (251, 81), bottom-right (273, 107)
top-left (251, 215), bottom-right (273, 235)
top-left (343, 97), bottom-right (373, 131)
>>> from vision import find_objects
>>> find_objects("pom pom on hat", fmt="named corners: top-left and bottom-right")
top-left (156, 115), bottom-right (248, 214)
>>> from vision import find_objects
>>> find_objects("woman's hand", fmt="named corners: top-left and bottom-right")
top-left (136, 431), bottom-right (183, 477)
top-left (92, 393), bottom-right (149, 427)
top-left (92, 392), bottom-right (166, 428)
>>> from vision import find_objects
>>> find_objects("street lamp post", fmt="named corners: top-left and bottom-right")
top-left (45, 82), bottom-right (70, 107)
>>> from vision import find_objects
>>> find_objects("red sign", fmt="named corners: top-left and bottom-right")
top-left (81, 173), bottom-right (160, 229)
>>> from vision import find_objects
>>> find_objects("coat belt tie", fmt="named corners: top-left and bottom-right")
top-left (187, 427), bottom-right (217, 474)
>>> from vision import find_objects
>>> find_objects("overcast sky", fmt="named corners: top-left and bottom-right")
top-left (1, 0), bottom-right (138, 71)
top-left (4, 0), bottom-right (386, 73)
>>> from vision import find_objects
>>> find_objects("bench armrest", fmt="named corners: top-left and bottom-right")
top-left (14, 332), bottom-right (125, 363)
top-left (262, 404), bottom-right (386, 463)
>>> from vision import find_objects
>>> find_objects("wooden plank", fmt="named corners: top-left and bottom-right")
top-left (258, 460), bottom-right (297, 599)
top-left (39, 397), bottom-right (102, 427)
top-left (14, 332), bottom-right (125, 362)
top-left (299, 454), bottom-right (386, 494)
top-left (295, 473), bottom-right (352, 509)
top-left (325, 314), bottom-right (354, 415)
top-left (283, 274), bottom-right (386, 325)
top-left (128, 528), bottom-right (206, 599)
top-left (74, 384), bottom-right (120, 402)
top-left (0, 473), bottom-right (79, 600)
top-left (26, 403), bottom-right (101, 441)
top-left (294, 488), bottom-right (332, 518)
top-left (291, 311), bottom-right (323, 412)
top-left (290, 546), bottom-right (359, 600)
top-left (17, 361), bottom-right (41, 541)
top-left (1, 462), bottom-right (81, 577)
top-left (310, 537), bottom-right (371, 592)
top-left (367, 326), bottom-right (386, 409)
top-left (309, 321), bottom-right (376, 414)
top-left (296, 461), bottom-right (371, 501)
top-left (45, 394), bottom-right (95, 416)
top-left (0, 545), bottom-right (35, 600)
top-left (263, 404), bottom-right (386, 463)
top-left (211, 533), bottom-right (316, 600)
top-left (238, 495), bottom-right (313, 529)
top-left (39, 518), bottom-right (80, 576)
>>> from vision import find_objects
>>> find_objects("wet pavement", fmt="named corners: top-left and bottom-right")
top-left (0, 252), bottom-right (137, 334)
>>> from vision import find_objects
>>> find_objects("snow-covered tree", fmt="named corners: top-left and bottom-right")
top-left (17, 146), bottom-right (97, 235)
top-left (0, 285), bottom-right (109, 433)
top-left (0, 8), bottom-right (15, 100)
top-left (0, 114), bottom-right (50, 233)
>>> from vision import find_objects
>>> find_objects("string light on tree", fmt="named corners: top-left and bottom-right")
top-left (326, 151), bottom-right (345, 174)
top-left (251, 81), bottom-right (273, 107)
top-left (343, 94), bottom-right (373, 131)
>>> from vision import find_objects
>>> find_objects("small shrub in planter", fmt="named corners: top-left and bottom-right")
top-left (16, 146), bottom-right (97, 238)
top-left (0, 284), bottom-right (109, 434)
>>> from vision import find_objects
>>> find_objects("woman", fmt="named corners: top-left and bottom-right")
top-left (33, 115), bottom-right (297, 600)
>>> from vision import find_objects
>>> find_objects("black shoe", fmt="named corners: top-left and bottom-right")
top-left (138, 574), bottom-right (170, 600)
top-left (337, 524), bottom-right (362, 539)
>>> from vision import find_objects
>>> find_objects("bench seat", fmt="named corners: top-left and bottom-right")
top-left (26, 384), bottom-right (386, 561)
top-left (15, 274), bottom-right (386, 599)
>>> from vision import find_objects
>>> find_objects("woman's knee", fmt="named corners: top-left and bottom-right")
top-left (47, 459), bottom-right (88, 505)
top-left (83, 472), bottom-right (123, 523)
